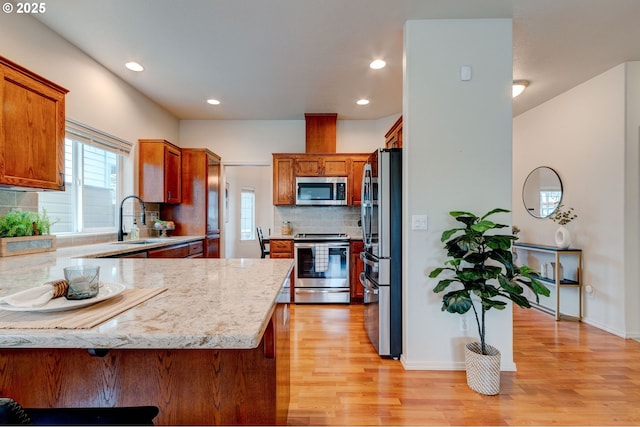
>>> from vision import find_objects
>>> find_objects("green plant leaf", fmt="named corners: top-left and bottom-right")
top-left (470, 220), bottom-right (497, 233)
top-left (433, 279), bottom-right (456, 293)
top-left (429, 267), bottom-right (444, 278)
top-left (481, 297), bottom-right (507, 310)
top-left (508, 293), bottom-right (532, 308)
top-left (442, 290), bottom-right (473, 314)
top-left (480, 208), bottom-right (510, 220)
top-left (498, 275), bottom-right (523, 294)
top-left (441, 228), bottom-right (462, 242)
top-left (485, 235), bottom-right (513, 250)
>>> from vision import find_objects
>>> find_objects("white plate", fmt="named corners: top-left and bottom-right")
top-left (0, 282), bottom-right (127, 312)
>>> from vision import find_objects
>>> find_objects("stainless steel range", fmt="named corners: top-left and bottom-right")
top-left (294, 233), bottom-right (350, 303)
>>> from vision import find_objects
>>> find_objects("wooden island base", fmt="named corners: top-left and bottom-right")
top-left (0, 305), bottom-right (290, 426)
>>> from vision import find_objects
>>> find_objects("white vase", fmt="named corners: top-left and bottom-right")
top-left (555, 225), bottom-right (571, 249)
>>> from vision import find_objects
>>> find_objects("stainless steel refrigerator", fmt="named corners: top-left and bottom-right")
top-left (360, 148), bottom-right (402, 359)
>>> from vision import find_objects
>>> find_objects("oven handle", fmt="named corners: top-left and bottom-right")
top-left (294, 242), bottom-right (350, 249)
top-left (295, 288), bottom-right (350, 294)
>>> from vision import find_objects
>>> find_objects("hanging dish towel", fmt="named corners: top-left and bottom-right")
top-left (314, 244), bottom-right (329, 273)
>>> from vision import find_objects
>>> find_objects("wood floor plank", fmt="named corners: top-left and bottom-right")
top-left (287, 304), bottom-right (640, 425)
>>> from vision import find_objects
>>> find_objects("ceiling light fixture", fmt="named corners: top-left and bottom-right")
top-left (369, 59), bottom-right (386, 70)
top-left (206, 99), bottom-right (221, 105)
top-left (512, 80), bottom-right (529, 98)
top-left (357, 99), bottom-right (370, 106)
top-left (125, 61), bottom-right (144, 72)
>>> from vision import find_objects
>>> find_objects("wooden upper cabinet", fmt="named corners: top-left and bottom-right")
top-left (295, 157), bottom-right (322, 176)
top-left (323, 157), bottom-right (349, 176)
top-left (305, 113), bottom-right (337, 153)
top-left (385, 116), bottom-right (402, 149)
top-left (0, 56), bottom-right (68, 191)
top-left (139, 139), bottom-right (182, 204)
top-left (273, 153), bottom-right (369, 206)
top-left (161, 148), bottom-right (221, 253)
top-left (273, 155), bottom-right (295, 205)
top-left (349, 155), bottom-right (368, 206)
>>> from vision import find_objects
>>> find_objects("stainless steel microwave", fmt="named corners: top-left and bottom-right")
top-left (295, 176), bottom-right (347, 206)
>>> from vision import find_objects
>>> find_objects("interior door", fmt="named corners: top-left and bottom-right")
top-left (223, 165), bottom-right (272, 258)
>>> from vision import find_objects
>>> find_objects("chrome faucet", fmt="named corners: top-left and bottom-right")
top-left (118, 195), bottom-right (146, 241)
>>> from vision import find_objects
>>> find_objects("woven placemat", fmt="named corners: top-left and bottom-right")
top-left (0, 288), bottom-right (167, 329)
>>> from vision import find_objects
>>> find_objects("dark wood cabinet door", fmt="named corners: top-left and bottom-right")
top-left (205, 236), bottom-right (220, 258)
top-left (164, 145), bottom-right (182, 203)
top-left (273, 156), bottom-right (295, 205)
top-left (349, 157), bottom-right (367, 206)
top-left (0, 56), bottom-right (67, 191)
top-left (139, 139), bottom-right (182, 204)
top-left (350, 240), bottom-right (365, 302)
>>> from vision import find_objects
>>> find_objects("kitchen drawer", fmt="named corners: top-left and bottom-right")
top-left (188, 241), bottom-right (204, 257)
top-left (118, 251), bottom-right (148, 258)
top-left (148, 243), bottom-right (189, 258)
top-left (269, 239), bottom-right (293, 258)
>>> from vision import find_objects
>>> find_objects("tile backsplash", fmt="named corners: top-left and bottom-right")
top-left (273, 206), bottom-right (362, 238)
top-left (0, 189), bottom-right (38, 216)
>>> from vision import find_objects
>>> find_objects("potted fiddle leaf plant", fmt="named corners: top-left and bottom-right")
top-left (429, 208), bottom-right (550, 395)
top-left (0, 209), bottom-right (57, 257)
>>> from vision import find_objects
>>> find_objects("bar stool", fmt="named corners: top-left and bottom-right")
top-left (256, 226), bottom-right (270, 258)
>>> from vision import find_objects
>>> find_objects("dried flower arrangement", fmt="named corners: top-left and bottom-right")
top-left (549, 205), bottom-right (577, 225)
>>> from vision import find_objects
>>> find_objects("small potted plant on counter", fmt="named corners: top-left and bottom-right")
top-left (0, 209), bottom-right (57, 257)
top-left (428, 208), bottom-right (550, 395)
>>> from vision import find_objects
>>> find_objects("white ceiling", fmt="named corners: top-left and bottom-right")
top-left (33, 0), bottom-right (640, 120)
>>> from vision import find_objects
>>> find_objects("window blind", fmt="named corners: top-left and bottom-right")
top-left (65, 118), bottom-right (132, 155)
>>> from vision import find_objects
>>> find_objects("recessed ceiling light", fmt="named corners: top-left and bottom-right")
top-left (125, 61), bottom-right (144, 72)
top-left (206, 99), bottom-right (221, 105)
top-left (512, 80), bottom-right (529, 98)
top-left (357, 99), bottom-right (370, 106)
top-left (370, 59), bottom-right (386, 70)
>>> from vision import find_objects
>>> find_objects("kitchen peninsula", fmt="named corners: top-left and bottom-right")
top-left (0, 243), bottom-right (293, 425)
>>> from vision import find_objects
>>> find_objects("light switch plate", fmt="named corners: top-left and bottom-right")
top-left (411, 214), bottom-right (428, 230)
top-left (460, 65), bottom-right (472, 81)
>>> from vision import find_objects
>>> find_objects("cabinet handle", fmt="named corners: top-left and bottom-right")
top-left (168, 190), bottom-right (171, 200)
top-left (59, 172), bottom-right (65, 190)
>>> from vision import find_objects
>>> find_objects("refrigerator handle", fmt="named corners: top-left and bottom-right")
top-left (361, 163), bottom-right (372, 246)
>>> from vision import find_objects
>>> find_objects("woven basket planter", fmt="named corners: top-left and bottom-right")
top-left (464, 342), bottom-right (501, 395)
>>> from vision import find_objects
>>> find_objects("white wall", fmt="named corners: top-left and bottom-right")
top-left (513, 63), bottom-right (640, 338)
top-left (179, 116), bottom-right (395, 164)
top-left (402, 19), bottom-right (514, 370)
top-left (0, 14), bottom-right (180, 195)
top-left (624, 62), bottom-right (640, 339)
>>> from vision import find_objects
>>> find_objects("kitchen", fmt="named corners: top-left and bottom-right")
top-left (0, 52), bottom-right (401, 423)
top-left (1, 1), bottom-right (640, 425)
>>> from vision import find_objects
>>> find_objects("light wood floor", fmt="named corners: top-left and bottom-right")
top-left (287, 304), bottom-right (640, 426)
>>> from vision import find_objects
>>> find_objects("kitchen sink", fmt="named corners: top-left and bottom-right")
top-left (111, 239), bottom-right (167, 245)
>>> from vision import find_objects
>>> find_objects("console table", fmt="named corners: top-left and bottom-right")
top-left (513, 242), bottom-right (582, 321)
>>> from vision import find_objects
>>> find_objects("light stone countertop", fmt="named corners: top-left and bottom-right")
top-left (0, 239), bottom-right (293, 350)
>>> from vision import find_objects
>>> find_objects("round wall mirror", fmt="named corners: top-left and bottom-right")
top-left (522, 166), bottom-right (563, 218)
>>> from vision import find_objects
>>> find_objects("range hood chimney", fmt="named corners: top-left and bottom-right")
top-left (305, 113), bottom-right (337, 153)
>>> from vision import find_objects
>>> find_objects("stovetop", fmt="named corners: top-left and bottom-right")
top-left (294, 233), bottom-right (350, 241)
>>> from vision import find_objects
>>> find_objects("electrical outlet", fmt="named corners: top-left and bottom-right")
top-left (459, 316), bottom-right (469, 331)
top-left (148, 211), bottom-right (159, 222)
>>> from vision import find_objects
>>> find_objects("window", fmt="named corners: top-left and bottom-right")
top-left (38, 119), bottom-right (131, 234)
top-left (240, 189), bottom-right (255, 240)
top-left (539, 191), bottom-right (562, 218)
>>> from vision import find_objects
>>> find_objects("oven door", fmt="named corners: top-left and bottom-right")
top-left (294, 242), bottom-right (349, 288)
top-left (294, 242), bottom-right (350, 303)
